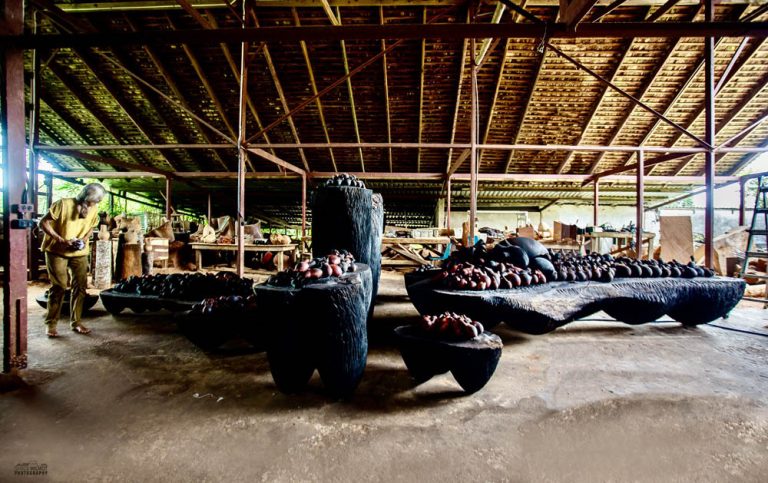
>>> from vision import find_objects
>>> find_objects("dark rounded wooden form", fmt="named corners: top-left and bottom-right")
top-left (393, 325), bottom-right (503, 394)
top-left (311, 186), bottom-right (381, 322)
top-left (36, 292), bottom-right (99, 316)
top-left (99, 290), bottom-right (195, 315)
top-left (254, 264), bottom-right (372, 398)
top-left (405, 277), bottom-right (746, 334)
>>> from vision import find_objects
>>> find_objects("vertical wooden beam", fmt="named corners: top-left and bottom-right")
top-left (2, 0), bottom-right (28, 372)
top-left (292, 8), bottom-right (337, 172)
top-left (416, 7), bottom-right (427, 173)
top-left (703, 0), bottom-right (715, 269)
top-left (469, 37), bottom-right (478, 245)
top-left (380, 7), bottom-right (393, 172)
top-left (337, 8), bottom-right (365, 172)
top-left (165, 177), bottom-right (172, 219)
top-left (236, 7), bottom-right (248, 277)
top-left (738, 178), bottom-right (746, 226)
top-left (301, 173), bottom-right (307, 240)
top-left (46, 173), bottom-right (53, 210)
top-left (207, 192), bottom-right (212, 222)
top-left (636, 150), bottom-right (645, 260)
top-left (446, 177), bottom-right (452, 231)
top-left (29, 16), bottom-right (42, 281)
top-left (593, 180), bottom-right (599, 226)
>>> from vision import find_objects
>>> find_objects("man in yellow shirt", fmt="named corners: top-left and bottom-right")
top-left (39, 183), bottom-right (106, 337)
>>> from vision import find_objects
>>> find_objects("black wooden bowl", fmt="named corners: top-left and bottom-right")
top-left (35, 291), bottom-right (99, 316)
top-left (99, 289), bottom-right (165, 315)
top-left (405, 276), bottom-right (746, 334)
top-left (393, 325), bottom-right (503, 394)
top-left (254, 263), bottom-right (372, 398)
top-left (175, 311), bottom-right (239, 350)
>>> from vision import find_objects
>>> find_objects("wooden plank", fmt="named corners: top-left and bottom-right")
top-left (660, 215), bottom-right (693, 263)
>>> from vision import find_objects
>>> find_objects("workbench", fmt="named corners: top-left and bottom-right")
top-left (189, 242), bottom-right (297, 271)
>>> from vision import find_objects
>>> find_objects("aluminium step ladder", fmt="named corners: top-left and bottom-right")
top-left (740, 174), bottom-right (768, 308)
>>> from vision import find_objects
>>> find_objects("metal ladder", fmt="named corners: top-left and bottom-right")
top-left (740, 174), bottom-right (768, 308)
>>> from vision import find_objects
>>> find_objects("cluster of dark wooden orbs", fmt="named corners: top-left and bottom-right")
top-left (551, 252), bottom-right (715, 281)
top-left (267, 250), bottom-right (357, 288)
top-left (550, 252), bottom-right (616, 283)
top-left (113, 272), bottom-right (254, 300)
top-left (190, 294), bottom-right (258, 316)
top-left (322, 173), bottom-right (366, 189)
top-left (419, 312), bottom-right (485, 341)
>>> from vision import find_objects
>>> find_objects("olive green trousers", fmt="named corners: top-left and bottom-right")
top-left (44, 252), bottom-right (89, 329)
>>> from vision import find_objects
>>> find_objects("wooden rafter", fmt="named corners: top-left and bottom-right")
top-left (675, 75), bottom-right (768, 175)
top-left (336, 8), bottom-right (365, 172)
top-left (444, 31), bottom-right (469, 173)
top-left (503, 46), bottom-right (548, 173)
top-left (650, 36), bottom-right (767, 175)
top-left (380, 6), bottom-right (392, 172)
top-left (559, 0), bottom-right (598, 28)
top-left (45, 62), bottom-right (150, 170)
top-left (292, 8), bottom-right (337, 172)
top-left (123, 15), bottom-right (229, 171)
top-left (416, 7), bottom-right (427, 173)
top-left (478, 38), bottom-right (511, 170)
top-left (320, 0), bottom-right (340, 25)
top-left (584, 6), bottom-right (703, 175)
top-left (166, 15), bottom-right (237, 140)
top-left (250, 11), bottom-right (311, 172)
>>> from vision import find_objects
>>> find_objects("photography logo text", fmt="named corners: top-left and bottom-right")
top-left (14, 462), bottom-right (47, 476)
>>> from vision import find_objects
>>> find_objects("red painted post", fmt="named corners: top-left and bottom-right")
top-left (2, 0), bottom-right (28, 372)
top-left (636, 150), bottom-right (645, 260)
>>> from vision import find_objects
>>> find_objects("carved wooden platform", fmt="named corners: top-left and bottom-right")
top-left (406, 275), bottom-right (746, 334)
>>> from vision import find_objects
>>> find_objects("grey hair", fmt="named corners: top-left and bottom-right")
top-left (76, 183), bottom-right (106, 204)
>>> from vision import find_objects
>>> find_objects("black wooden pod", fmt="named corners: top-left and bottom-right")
top-left (311, 185), bottom-right (381, 323)
top-left (405, 276), bottom-right (746, 334)
top-left (36, 291), bottom-right (99, 316)
top-left (393, 325), bottom-right (503, 394)
top-left (254, 263), bottom-right (372, 398)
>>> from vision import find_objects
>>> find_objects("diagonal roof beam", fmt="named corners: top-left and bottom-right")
top-left (558, 0), bottom-right (599, 28)
top-left (320, 0), bottom-right (339, 26)
top-left (166, 14), bottom-right (237, 141)
top-left (123, 15), bottom-right (230, 171)
top-left (336, 8), bottom-right (365, 172)
top-left (292, 7), bottom-right (337, 172)
top-left (503, 46), bottom-right (548, 173)
top-left (647, 36), bottom-right (767, 176)
top-left (417, 7), bottom-right (427, 173)
top-left (585, 6), bottom-right (704, 174)
top-left (250, 10), bottom-right (311, 171)
top-left (243, 8), bottom-right (453, 145)
top-left (646, 0), bottom-right (682, 23)
top-left (380, 6), bottom-right (392, 172)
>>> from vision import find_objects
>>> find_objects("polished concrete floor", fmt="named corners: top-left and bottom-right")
top-left (1, 272), bottom-right (767, 482)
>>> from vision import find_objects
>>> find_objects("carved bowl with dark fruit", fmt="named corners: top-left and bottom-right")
top-left (394, 312), bottom-right (502, 394)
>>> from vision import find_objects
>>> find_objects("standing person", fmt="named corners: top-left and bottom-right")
top-left (39, 183), bottom-right (106, 337)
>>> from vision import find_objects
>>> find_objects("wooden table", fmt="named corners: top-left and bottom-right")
top-left (381, 237), bottom-right (452, 268)
top-left (584, 231), bottom-right (656, 256)
top-left (189, 242), bottom-right (297, 271)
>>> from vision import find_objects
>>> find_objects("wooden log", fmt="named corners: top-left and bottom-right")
top-left (92, 240), bottom-right (112, 289)
top-left (254, 264), bottom-right (371, 398)
top-left (393, 325), bottom-right (502, 394)
top-left (117, 244), bottom-right (143, 280)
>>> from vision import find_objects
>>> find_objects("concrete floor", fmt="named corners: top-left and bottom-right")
top-left (1, 271), bottom-right (767, 482)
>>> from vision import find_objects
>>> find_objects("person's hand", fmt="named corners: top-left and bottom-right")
top-left (67, 238), bottom-right (85, 251)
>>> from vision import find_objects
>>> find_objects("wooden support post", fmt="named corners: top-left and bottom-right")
top-left (738, 178), bottom-right (746, 226)
top-left (45, 173), bottom-right (53, 209)
top-left (469, 38), bottom-right (478, 245)
top-left (109, 191), bottom-right (114, 215)
top-left (236, 3), bottom-right (248, 277)
top-left (165, 177), bottom-right (172, 219)
top-left (2, 0), bottom-right (28, 372)
top-left (207, 192), bottom-right (212, 222)
top-left (636, 150), bottom-right (645, 260)
top-left (301, 173), bottom-right (307, 240)
top-left (703, 0), bottom-right (715, 269)
top-left (593, 181), bottom-right (599, 226)
top-left (446, 177), bottom-right (452, 231)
